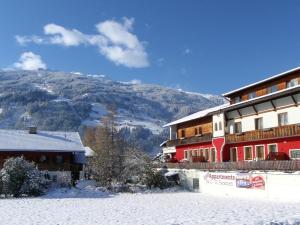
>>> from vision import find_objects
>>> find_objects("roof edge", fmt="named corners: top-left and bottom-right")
top-left (222, 66), bottom-right (300, 97)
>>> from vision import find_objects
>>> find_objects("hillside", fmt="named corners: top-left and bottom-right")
top-left (0, 70), bottom-right (226, 153)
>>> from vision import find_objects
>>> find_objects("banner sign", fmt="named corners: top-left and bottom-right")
top-left (204, 172), bottom-right (265, 190)
top-left (204, 172), bottom-right (236, 186)
top-left (236, 173), bottom-right (265, 190)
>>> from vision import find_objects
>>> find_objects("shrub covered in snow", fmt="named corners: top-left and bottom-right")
top-left (143, 167), bottom-right (169, 189)
top-left (0, 157), bottom-right (48, 197)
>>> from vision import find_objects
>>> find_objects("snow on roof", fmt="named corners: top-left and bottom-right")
top-left (84, 146), bottom-right (95, 157)
top-left (222, 67), bottom-right (300, 97)
top-left (0, 129), bottom-right (85, 152)
top-left (163, 103), bottom-right (229, 127)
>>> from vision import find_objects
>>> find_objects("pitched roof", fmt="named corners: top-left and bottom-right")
top-left (0, 129), bottom-right (85, 152)
top-left (222, 67), bottom-right (300, 97)
top-left (163, 103), bottom-right (229, 127)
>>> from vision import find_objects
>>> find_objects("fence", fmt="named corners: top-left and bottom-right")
top-left (157, 160), bottom-right (300, 171)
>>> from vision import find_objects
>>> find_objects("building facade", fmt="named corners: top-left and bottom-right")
top-left (0, 128), bottom-right (86, 182)
top-left (162, 67), bottom-right (300, 162)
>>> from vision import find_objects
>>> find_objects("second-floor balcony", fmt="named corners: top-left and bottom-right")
top-left (226, 123), bottom-right (300, 144)
top-left (165, 133), bottom-right (212, 147)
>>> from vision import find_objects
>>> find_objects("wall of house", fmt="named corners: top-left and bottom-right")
top-left (227, 105), bottom-right (300, 134)
top-left (227, 70), bottom-right (300, 104)
top-left (169, 169), bottom-right (300, 200)
top-left (0, 151), bottom-right (74, 171)
top-left (176, 142), bottom-right (215, 162)
top-left (177, 117), bottom-right (212, 139)
top-left (213, 112), bottom-right (225, 137)
top-left (169, 125), bottom-right (177, 140)
top-left (222, 136), bottom-right (300, 161)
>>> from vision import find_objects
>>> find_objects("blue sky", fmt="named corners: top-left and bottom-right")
top-left (1, 0), bottom-right (300, 95)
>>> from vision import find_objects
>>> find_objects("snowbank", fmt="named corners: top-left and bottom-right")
top-left (0, 190), bottom-right (300, 225)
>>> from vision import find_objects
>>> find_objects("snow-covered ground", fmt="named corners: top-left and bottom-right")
top-left (1, 188), bottom-right (300, 225)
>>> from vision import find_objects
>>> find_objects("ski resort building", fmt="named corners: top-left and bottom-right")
top-left (0, 127), bottom-right (86, 181)
top-left (162, 67), bottom-right (300, 162)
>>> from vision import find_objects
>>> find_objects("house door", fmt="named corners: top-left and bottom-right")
top-left (230, 147), bottom-right (238, 162)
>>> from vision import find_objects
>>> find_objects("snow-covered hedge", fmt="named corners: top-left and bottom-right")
top-left (143, 168), bottom-right (169, 189)
top-left (0, 157), bottom-right (48, 197)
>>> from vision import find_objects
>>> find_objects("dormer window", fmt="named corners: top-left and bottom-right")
top-left (267, 85), bottom-right (278, 94)
top-left (248, 91), bottom-right (257, 99)
top-left (287, 78), bottom-right (299, 88)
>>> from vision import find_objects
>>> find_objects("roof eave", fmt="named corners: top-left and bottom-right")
top-left (222, 67), bottom-right (300, 97)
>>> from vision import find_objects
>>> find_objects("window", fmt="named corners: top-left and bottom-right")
top-left (233, 96), bottom-right (241, 104)
top-left (255, 117), bottom-right (263, 130)
top-left (268, 144), bottom-right (278, 154)
top-left (278, 112), bottom-right (288, 126)
top-left (244, 146), bottom-right (253, 160)
top-left (194, 128), bottom-right (198, 135)
top-left (198, 127), bottom-right (202, 135)
top-left (267, 85), bottom-right (278, 94)
top-left (199, 149), bottom-right (204, 157)
top-left (39, 155), bottom-right (47, 163)
top-left (230, 147), bottom-right (238, 162)
top-left (55, 155), bottom-right (64, 164)
top-left (192, 149), bottom-right (198, 156)
top-left (290, 150), bottom-right (300, 159)
top-left (287, 78), bottom-right (299, 88)
top-left (181, 129), bottom-right (185, 138)
top-left (210, 148), bottom-right (216, 162)
top-left (204, 148), bottom-right (209, 161)
top-left (255, 145), bottom-right (265, 160)
top-left (214, 122), bottom-right (218, 131)
top-left (234, 122), bottom-right (242, 133)
top-left (248, 91), bottom-right (257, 99)
top-left (218, 121), bottom-right (223, 131)
top-left (184, 150), bottom-right (188, 159)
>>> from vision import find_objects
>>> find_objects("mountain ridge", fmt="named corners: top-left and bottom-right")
top-left (0, 70), bottom-right (227, 153)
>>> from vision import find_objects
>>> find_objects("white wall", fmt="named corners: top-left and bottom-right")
top-left (169, 169), bottom-right (300, 200)
top-left (169, 125), bottom-right (177, 140)
top-left (213, 112), bottom-right (225, 137)
top-left (227, 105), bottom-right (300, 133)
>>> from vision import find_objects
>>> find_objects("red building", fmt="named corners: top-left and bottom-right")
top-left (162, 67), bottom-right (300, 162)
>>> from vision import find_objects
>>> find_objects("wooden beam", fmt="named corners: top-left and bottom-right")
top-left (236, 109), bottom-right (242, 118)
top-left (291, 95), bottom-right (298, 105)
top-left (252, 105), bottom-right (258, 114)
top-left (270, 100), bottom-right (276, 111)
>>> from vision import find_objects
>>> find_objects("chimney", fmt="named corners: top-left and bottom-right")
top-left (28, 126), bottom-right (37, 134)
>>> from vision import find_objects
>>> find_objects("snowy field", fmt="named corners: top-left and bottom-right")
top-left (1, 188), bottom-right (300, 225)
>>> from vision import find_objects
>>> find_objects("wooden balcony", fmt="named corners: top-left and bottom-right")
top-left (166, 133), bottom-right (212, 147)
top-left (159, 160), bottom-right (300, 171)
top-left (226, 124), bottom-right (300, 144)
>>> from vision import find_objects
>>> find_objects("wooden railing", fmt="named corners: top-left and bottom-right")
top-left (166, 133), bottom-right (212, 147)
top-left (226, 124), bottom-right (300, 144)
top-left (158, 160), bottom-right (300, 171)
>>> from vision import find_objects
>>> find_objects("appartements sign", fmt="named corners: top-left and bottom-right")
top-left (204, 172), bottom-right (265, 190)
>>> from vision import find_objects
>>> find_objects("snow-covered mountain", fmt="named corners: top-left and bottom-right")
top-left (0, 70), bottom-right (226, 153)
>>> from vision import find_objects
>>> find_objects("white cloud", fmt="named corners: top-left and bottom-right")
top-left (44, 24), bottom-right (88, 46)
top-left (15, 35), bottom-right (46, 46)
top-left (13, 52), bottom-right (47, 70)
top-left (15, 17), bottom-right (149, 68)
